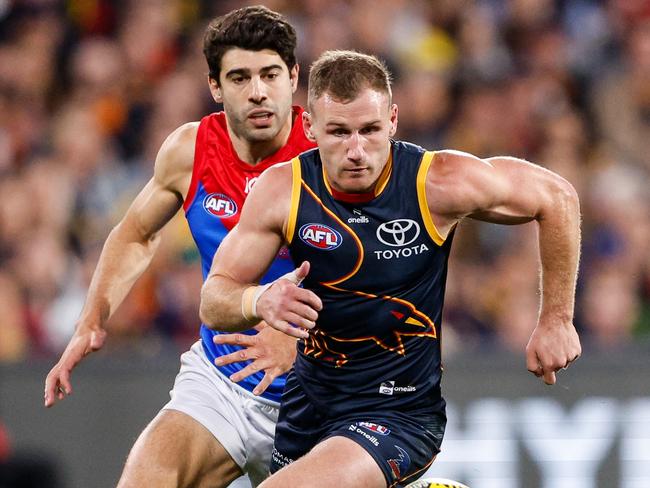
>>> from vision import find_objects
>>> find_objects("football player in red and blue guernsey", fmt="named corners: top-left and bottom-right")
top-left (44, 6), bottom-right (314, 488)
top-left (200, 51), bottom-right (582, 488)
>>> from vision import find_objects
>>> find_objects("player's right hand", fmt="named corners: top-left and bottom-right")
top-left (256, 261), bottom-right (322, 339)
top-left (44, 327), bottom-right (107, 407)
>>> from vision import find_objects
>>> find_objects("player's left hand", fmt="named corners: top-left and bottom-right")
top-left (525, 317), bottom-right (581, 385)
top-left (213, 321), bottom-right (298, 395)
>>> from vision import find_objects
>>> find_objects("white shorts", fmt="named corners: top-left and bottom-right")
top-left (163, 341), bottom-right (279, 487)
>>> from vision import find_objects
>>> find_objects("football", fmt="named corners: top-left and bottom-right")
top-left (405, 478), bottom-right (470, 488)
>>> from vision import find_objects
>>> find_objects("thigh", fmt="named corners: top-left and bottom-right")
top-left (117, 409), bottom-right (243, 488)
top-left (242, 397), bottom-right (279, 487)
top-left (269, 373), bottom-right (327, 474)
top-left (271, 399), bottom-right (445, 488)
top-left (163, 341), bottom-right (256, 471)
top-left (329, 414), bottom-right (445, 487)
top-left (261, 436), bottom-right (385, 488)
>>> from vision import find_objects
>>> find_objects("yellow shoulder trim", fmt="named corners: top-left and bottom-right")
top-left (416, 151), bottom-right (445, 246)
top-left (285, 157), bottom-right (302, 244)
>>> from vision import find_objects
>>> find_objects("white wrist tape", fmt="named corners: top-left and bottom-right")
top-left (278, 268), bottom-right (304, 286)
top-left (241, 285), bottom-right (261, 321)
top-left (250, 282), bottom-right (272, 318)
top-left (240, 268), bottom-right (305, 321)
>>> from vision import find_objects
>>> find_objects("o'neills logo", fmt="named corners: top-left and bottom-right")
top-left (299, 223), bottom-right (342, 250)
top-left (379, 381), bottom-right (417, 395)
top-left (203, 193), bottom-right (237, 218)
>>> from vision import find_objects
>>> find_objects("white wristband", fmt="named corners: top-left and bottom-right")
top-left (251, 282), bottom-right (272, 318)
top-left (241, 268), bottom-right (304, 321)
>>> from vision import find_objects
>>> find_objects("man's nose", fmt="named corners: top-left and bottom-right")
top-left (346, 132), bottom-right (364, 160)
top-left (248, 77), bottom-right (267, 103)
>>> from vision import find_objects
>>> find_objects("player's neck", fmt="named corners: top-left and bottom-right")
top-left (229, 116), bottom-right (293, 166)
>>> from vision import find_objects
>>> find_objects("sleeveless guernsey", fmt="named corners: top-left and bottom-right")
top-left (286, 141), bottom-right (454, 414)
top-left (184, 106), bottom-right (315, 402)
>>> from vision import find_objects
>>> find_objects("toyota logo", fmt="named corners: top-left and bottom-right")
top-left (376, 219), bottom-right (420, 247)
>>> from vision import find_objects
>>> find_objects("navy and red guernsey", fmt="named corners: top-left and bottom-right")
top-left (285, 141), bottom-right (454, 415)
top-left (184, 106), bottom-right (315, 403)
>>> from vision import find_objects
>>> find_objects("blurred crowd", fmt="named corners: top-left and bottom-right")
top-left (0, 0), bottom-right (648, 363)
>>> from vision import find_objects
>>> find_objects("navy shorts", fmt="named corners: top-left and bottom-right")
top-left (270, 374), bottom-right (446, 487)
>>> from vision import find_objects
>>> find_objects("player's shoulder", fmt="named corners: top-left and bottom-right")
top-left (240, 160), bottom-right (294, 227)
top-left (428, 149), bottom-right (490, 181)
top-left (162, 122), bottom-right (200, 159)
top-left (154, 121), bottom-right (200, 186)
top-left (257, 160), bottom-right (294, 189)
top-left (423, 149), bottom-right (494, 211)
top-left (241, 160), bottom-right (294, 207)
top-left (433, 149), bottom-right (481, 166)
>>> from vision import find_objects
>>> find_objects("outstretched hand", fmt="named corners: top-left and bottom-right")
top-left (213, 322), bottom-right (298, 395)
top-left (526, 318), bottom-right (581, 385)
top-left (44, 327), bottom-right (107, 407)
top-left (256, 261), bottom-right (322, 339)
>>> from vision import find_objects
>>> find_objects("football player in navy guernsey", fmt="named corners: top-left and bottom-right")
top-left (200, 50), bottom-right (582, 488)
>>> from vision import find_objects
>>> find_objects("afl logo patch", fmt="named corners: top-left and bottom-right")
top-left (376, 219), bottom-right (420, 247)
top-left (203, 193), bottom-right (238, 218)
top-left (299, 223), bottom-right (342, 250)
top-left (359, 422), bottom-right (391, 435)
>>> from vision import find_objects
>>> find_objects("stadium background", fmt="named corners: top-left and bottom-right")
top-left (0, 0), bottom-right (648, 487)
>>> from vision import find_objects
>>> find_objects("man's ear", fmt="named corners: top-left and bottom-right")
top-left (389, 103), bottom-right (398, 137)
top-left (290, 64), bottom-right (299, 93)
top-left (302, 111), bottom-right (316, 142)
top-left (208, 77), bottom-right (222, 103)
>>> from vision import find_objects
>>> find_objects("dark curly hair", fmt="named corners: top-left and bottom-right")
top-left (203, 5), bottom-right (297, 84)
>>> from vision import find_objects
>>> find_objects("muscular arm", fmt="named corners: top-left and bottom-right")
top-left (44, 123), bottom-right (197, 407)
top-left (80, 123), bottom-right (196, 329)
top-left (427, 150), bottom-right (581, 384)
top-left (200, 163), bottom-right (321, 338)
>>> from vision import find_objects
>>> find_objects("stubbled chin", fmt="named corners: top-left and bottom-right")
top-left (243, 125), bottom-right (279, 142)
top-left (338, 178), bottom-right (375, 193)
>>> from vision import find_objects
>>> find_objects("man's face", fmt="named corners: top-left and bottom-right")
top-left (210, 48), bottom-right (298, 143)
top-left (304, 88), bottom-right (397, 193)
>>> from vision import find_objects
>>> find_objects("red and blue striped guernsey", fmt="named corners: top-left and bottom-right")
top-left (184, 106), bottom-right (315, 403)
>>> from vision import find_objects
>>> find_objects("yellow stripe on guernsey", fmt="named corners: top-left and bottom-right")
top-left (416, 151), bottom-right (445, 246)
top-left (285, 157), bottom-right (302, 244)
top-left (322, 152), bottom-right (393, 198)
